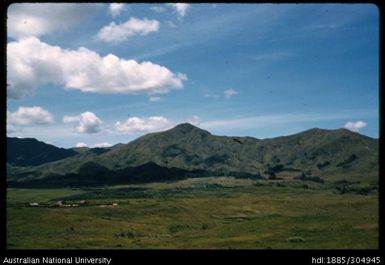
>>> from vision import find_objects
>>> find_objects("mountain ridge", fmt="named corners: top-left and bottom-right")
top-left (7, 137), bottom-right (78, 167)
top-left (7, 123), bottom-right (378, 187)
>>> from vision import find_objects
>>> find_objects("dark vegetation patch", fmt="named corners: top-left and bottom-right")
top-left (57, 187), bottom-right (153, 201)
top-left (8, 162), bottom-right (267, 188)
top-left (233, 138), bottom-right (243, 144)
top-left (162, 144), bottom-right (186, 157)
top-left (336, 154), bottom-right (358, 168)
top-left (183, 154), bottom-right (202, 165)
top-left (86, 148), bottom-right (110, 156)
top-left (55, 183), bottom-right (239, 202)
top-left (294, 172), bottom-right (324, 183)
top-left (7, 162), bottom-right (215, 188)
top-left (317, 161), bottom-right (331, 169)
top-left (332, 179), bottom-right (378, 195)
top-left (229, 171), bottom-right (263, 179)
top-left (203, 154), bottom-right (230, 166)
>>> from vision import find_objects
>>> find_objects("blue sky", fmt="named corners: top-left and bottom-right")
top-left (7, 3), bottom-right (379, 148)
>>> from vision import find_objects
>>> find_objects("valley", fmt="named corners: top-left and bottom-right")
top-left (7, 177), bottom-right (378, 249)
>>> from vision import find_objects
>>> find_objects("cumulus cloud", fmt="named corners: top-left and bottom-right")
top-left (7, 3), bottom-right (100, 39)
top-left (97, 17), bottom-right (160, 43)
top-left (76, 142), bottom-right (112, 148)
top-left (76, 142), bottom-right (88, 148)
top-left (7, 37), bottom-right (187, 99)
top-left (344, 121), bottom-right (367, 132)
top-left (63, 112), bottom-right (103, 134)
top-left (114, 116), bottom-right (173, 134)
top-left (109, 3), bottom-right (125, 17)
top-left (8, 106), bottom-right (54, 126)
top-left (223, 88), bottom-right (238, 99)
top-left (167, 3), bottom-right (190, 17)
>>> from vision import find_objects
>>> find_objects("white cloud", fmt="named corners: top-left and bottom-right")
top-left (8, 106), bottom-right (54, 126)
top-left (97, 17), bottom-right (160, 43)
top-left (187, 115), bottom-right (201, 126)
top-left (224, 88), bottom-right (238, 99)
top-left (7, 37), bottom-right (187, 99)
top-left (7, 123), bottom-right (17, 134)
top-left (150, 6), bottom-right (167, 13)
top-left (76, 142), bottom-right (113, 148)
top-left (63, 112), bottom-right (103, 134)
top-left (149, 96), bottom-right (161, 102)
top-left (114, 116), bottom-right (173, 134)
top-left (344, 121), bottom-right (367, 132)
top-left (109, 3), bottom-right (125, 17)
top-left (93, 142), bottom-right (113, 148)
top-left (167, 3), bottom-right (190, 17)
top-left (7, 3), bottom-right (100, 39)
top-left (76, 142), bottom-right (88, 148)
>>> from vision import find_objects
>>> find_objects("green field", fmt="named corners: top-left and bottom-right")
top-left (7, 177), bottom-right (378, 249)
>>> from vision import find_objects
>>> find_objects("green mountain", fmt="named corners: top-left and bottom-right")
top-left (7, 123), bottom-right (378, 187)
top-left (7, 137), bottom-right (78, 167)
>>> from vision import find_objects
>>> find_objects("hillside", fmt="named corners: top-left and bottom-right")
top-left (7, 123), bottom-right (378, 187)
top-left (7, 137), bottom-right (78, 167)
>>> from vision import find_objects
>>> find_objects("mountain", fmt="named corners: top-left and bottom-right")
top-left (7, 123), bottom-right (378, 187)
top-left (7, 137), bottom-right (78, 167)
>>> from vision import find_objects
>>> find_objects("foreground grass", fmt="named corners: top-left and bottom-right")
top-left (7, 177), bottom-right (378, 249)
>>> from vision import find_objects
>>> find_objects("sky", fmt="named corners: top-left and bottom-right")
top-left (6, 3), bottom-right (380, 148)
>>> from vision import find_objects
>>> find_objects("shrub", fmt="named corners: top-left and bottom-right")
top-left (126, 231), bottom-right (135, 238)
top-left (317, 161), bottom-right (330, 169)
top-left (294, 172), bottom-right (324, 183)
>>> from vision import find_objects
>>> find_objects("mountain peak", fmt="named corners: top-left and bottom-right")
top-left (174, 122), bottom-right (198, 129)
top-left (161, 123), bottom-right (212, 137)
top-left (172, 123), bottom-right (206, 132)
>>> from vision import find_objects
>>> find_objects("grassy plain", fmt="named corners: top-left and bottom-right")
top-left (7, 177), bottom-right (378, 249)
